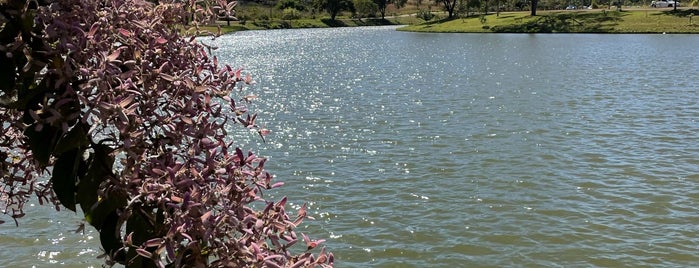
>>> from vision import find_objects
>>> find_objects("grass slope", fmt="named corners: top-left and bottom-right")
top-left (399, 9), bottom-right (699, 33)
top-left (200, 17), bottom-right (421, 34)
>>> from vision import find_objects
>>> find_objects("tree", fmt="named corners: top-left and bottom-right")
top-left (276, 0), bottom-right (308, 11)
top-left (315, 0), bottom-right (355, 20)
top-left (0, 0), bottom-right (333, 267)
top-left (373, 0), bottom-right (408, 19)
top-left (440, 0), bottom-right (459, 17)
top-left (469, 0), bottom-right (482, 15)
top-left (531, 0), bottom-right (539, 15)
top-left (355, 0), bottom-right (380, 17)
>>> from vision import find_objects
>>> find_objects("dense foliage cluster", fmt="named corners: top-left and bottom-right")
top-left (0, 0), bottom-right (331, 266)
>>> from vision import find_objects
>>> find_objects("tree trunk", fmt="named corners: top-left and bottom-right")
top-left (530, 0), bottom-right (537, 16)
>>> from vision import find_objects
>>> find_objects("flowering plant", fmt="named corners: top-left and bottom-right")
top-left (0, 0), bottom-right (332, 266)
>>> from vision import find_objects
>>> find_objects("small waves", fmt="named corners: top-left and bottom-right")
top-left (210, 29), bottom-right (699, 267)
top-left (3, 28), bottom-right (699, 267)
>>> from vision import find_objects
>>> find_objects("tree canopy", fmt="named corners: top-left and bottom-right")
top-left (0, 0), bottom-right (332, 267)
top-left (314, 0), bottom-right (355, 20)
top-left (373, 0), bottom-right (407, 19)
top-left (439, 0), bottom-right (459, 18)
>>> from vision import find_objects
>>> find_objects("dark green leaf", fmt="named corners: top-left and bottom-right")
top-left (99, 210), bottom-right (123, 256)
top-left (125, 206), bottom-right (161, 268)
top-left (24, 124), bottom-right (61, 167)
top-left (84, 189), bottom-right (127, 231)
top-left (76, 157), bottom-right (101, 220)
top-left (126, 206), bottom-right (157, 246)
top-left (51, 148), bottom-right (81, 211)
top-left (79, 144), bottom-right (120, 229)
top-left (14, 66), bottom-right (50, 111)
top-left (54, 125), bottom-right (89, 154)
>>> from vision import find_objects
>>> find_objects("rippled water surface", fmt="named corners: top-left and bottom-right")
top-left (2, 27), bottom-right (699, 267)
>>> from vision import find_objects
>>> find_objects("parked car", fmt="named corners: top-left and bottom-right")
top-left (650, 0), bottom-right (679, 7)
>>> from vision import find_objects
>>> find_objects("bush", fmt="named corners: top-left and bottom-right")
top-left (276, 0), bottom-right (307, 11)
top-left (0, 0), bottom-right (333, 267)
top-left (417, 8), bottom-right (435, 20)
top-left (353, 0), bottom-right (379, 18)
top-left (282, 7), bottom-right (302, 19)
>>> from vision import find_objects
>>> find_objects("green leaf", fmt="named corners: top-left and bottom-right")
top-left (79, 144), bottom-right (121, 229)
top-left (54, 125), bottom-right (89, 154)
top-left (51, 148), bottom-right (81, 211)
top-left (14, 65), bottom-right (50, 111)
top-left (84, 189), bottom-right (127, 231)
top-left (127, 206), bottom-right (159, 246)
top-left (77, 158), bottom-right (103, 220)
top-left (24, 123), bottom-right (61, 167)
top-left (99, 210), bottom-right (123, 257)
top-left (125, 206), bottom-right (160, 268)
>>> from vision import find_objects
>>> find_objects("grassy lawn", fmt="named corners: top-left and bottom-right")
top-left (195, 16), bottom-right (421, 34)
top-left (399, 9), bottom-right (699, 33)
top-left (192, 8), bottom-right (699, 34)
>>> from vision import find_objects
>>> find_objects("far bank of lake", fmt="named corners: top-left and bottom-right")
top-left (401, 8), bottom-right (699, 33)
top-left (210, 8), bottom-right (699, 34)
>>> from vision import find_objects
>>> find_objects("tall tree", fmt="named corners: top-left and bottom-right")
top-left (315, 0), bottom-right (355, 20)
top-left (374, 0), bottom-right (408, 19)
top-left (440, 0), bottom-right (459, 18)
top-left (355, 0), bottom-right (380, 17)
top-left (0, 0), bottom-right (333, 267)
top-left (531, 0), bottom-right (538, 16)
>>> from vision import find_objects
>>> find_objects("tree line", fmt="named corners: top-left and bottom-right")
top-left (239, 0), bottom-right (648, 21)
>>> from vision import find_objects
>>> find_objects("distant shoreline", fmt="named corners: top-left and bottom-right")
top-left (206, 8), bottom-right (699, 34)
top-left (400, 8), bottom-right (699, 33)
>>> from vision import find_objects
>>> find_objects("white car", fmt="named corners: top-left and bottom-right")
top-left (650, 0), bottom-right (679, 7)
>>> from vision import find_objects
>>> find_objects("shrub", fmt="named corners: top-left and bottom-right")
top-left (353, 0), bottom-right (379, 18)
top-left (0, 0), bottom-right (332, 267)
top-left (417, 8), bottom-right (435, 20)
top-left (282, 7), bottom-right (303, 19)
top-left (276, 0), bottom-right (307, 11)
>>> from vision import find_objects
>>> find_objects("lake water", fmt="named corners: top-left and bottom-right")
top-left (2, 26), bottom-right (699, 267)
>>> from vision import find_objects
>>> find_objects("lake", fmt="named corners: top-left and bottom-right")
top-left (2, 26), bottom-right (699, 267)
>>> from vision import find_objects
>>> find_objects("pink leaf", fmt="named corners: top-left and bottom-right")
top-left (155, 37), bottom-right (168, 44)
top-left (87, 22), bottom-right (99, 38)
top-left (316, 247), bottom-right (327, 263)
top-left (106, 49), bottom-right (121, 62)
top-left (165, 242), bottom-right (175, 261)
top-left (277, 196), bottom-right (288, 207)
top-left (245, 73), bottom-right (254, 84)
top-left (118, 28), bottom-right (132, 37)
top-left (135, 248), bottom-right (152, 258)
top-left (201, 211), bottom-right (212, 223)
top-left (144, 238), bottom-right (163, 248)
top-left (160, 73), bottom-right (175, 82)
